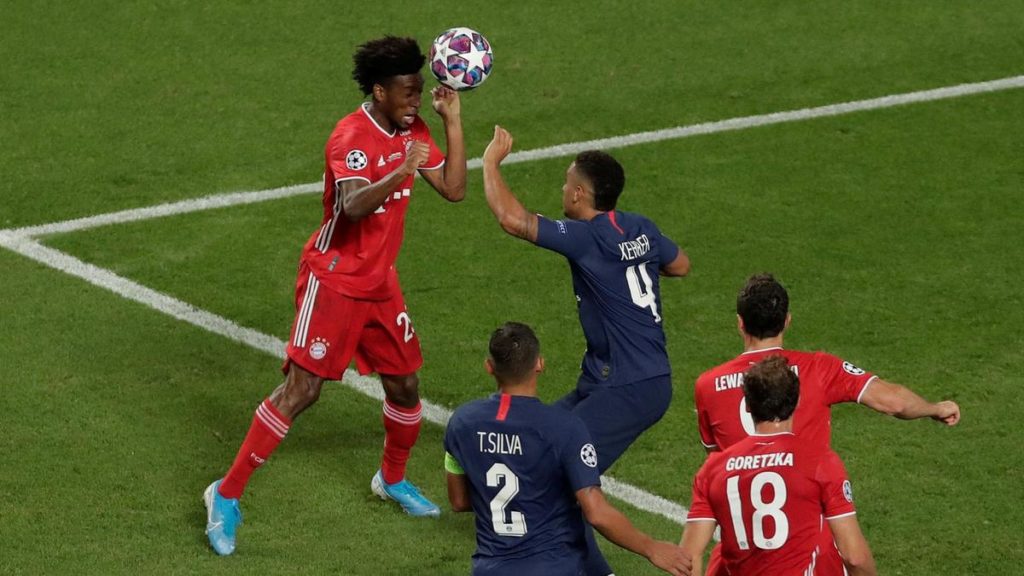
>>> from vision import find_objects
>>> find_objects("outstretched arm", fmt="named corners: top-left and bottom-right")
top-left (419, 86), bottom-right (466, 202)
top-left (860, 378), bottom-right (960, 425)
top-left (577, 486), bottom-right (691, 576)
top-left (482, 126), bottom-right (538, 242)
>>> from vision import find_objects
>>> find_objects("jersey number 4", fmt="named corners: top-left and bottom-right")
top-left (726, 472), bottom-right (789, 550)
top-left (626, 262), bottom-right (661, 323)
top-left (487, 463), bottom-right (527, 537)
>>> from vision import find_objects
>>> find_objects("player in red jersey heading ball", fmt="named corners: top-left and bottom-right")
top-left (203, 36), bottom-right (467, 556)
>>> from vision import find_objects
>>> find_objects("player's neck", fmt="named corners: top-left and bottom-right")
top-left (498, 381), bottom-right (538, 398)
top-left (365, 102), bottom-right (398, 134)
top-left (753, 419), bottom-right (793, 435)
top-left (743, 334), bottom-right (785, 353)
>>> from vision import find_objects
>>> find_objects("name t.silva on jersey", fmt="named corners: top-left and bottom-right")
top-left (477, 432), bottom-right (523, 456)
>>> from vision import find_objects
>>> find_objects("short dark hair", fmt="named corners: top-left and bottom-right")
top-left (742, 356), bottom-right (800, 423)
top-left (351, 36), bottom-right (426, 95)
top-left (488, 322), bottom-right (541, 383)
top-left (574, 150), bottom-right (625, 211)
top-left (737, 273), bottom-right (789, 339)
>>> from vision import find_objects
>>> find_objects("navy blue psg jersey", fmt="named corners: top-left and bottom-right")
top-left (444, 393), bottom-right (601, 566)
top-left (535, 210), bottom-right (680, 386)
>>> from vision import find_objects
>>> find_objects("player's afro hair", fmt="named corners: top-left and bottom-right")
top-left (742, 355), bottom-right (800, 423)
top-left (737, 273), bottom-right (789, 339)
top-left (574, 151), bottom-right (625, 211)
top-left (351, 36), bottom-right (426, 95)
top-left (488, 322), bottom-right (541, 384)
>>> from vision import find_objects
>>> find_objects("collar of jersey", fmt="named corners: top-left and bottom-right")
top-left (750, 431), bottom-right (795, 437)
top-left (741, 346), bottom-right (784, 356)
top-left (361, 103), bottom-right (396, 138)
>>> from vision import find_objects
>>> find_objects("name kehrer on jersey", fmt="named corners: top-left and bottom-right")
top-left (618, 234), bottom-right (651, 261)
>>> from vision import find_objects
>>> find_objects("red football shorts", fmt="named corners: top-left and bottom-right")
top-left (283, 266), bottom-right (423, 380)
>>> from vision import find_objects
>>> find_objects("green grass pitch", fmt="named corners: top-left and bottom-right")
top-left (2, 1), bottom-right (1023, 574)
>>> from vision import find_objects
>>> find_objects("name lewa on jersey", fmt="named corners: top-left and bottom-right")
top-left (618, 234), bottom-right (651, 261)
top-left (714, 364), bottom-right (800, 392)
top-left (725, 451), bottom-right (795, 471)
top-left (477, 432), bottom-right (523, 455)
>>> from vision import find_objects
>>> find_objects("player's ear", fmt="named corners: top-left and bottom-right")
top-left (736, 314), bottom-right (745, 335)
top-left (484, 357), bottom-right (495, 376)
top-left (536, 355), bottom-right (545, 374)
top-left (372, 82), bottom-right (386, 103)
top-left (784, 313), bottom-right (792, 331)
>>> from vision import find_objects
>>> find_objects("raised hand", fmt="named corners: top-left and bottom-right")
top-left (483, 125), bottom-right (514, 166)
top-left (431, 85), bottom-right (461, 119)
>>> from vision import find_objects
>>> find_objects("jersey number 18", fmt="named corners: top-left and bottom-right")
top-left (726, 471), bottom-right (790, 550)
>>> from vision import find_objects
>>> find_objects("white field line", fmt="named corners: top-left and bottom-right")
top-left (0, 230), bottom-right (689, 525)
top-left (7, 73), bottom-right (1024, 239)
top-left (4, 74), bottom-right (1022, 526)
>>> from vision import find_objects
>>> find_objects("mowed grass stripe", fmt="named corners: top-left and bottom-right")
top-left (6, 73), bottom-right (1022, 239)
top-left (0, 231), bottom-right (688, 524)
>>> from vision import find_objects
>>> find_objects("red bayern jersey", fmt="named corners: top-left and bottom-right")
top-left (695, 348), bottom-right (876, 451)
top-left (687, 432), bottom-right (857, 576)
top-left (299, 103), bottom-right (445, 300)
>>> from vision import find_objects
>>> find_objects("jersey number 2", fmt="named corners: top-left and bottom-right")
top-left (626, 262), bottom-right (661, 322)
top-left (486, 463), bottom-right (527, 537)
top-left (726, 472), bottom-right (789, 550)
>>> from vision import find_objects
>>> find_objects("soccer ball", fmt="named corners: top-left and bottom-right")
top-left (429, 27), bottom-right (493, 91)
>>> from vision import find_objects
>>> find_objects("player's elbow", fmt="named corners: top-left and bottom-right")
top-left (841, 549), bottom-right (877, 575)
top-left (661, 254), bottom-right (691, 278)
top-left (341, 199), bottom-right (369, 222)
top-left (443, 184), bottom-right (466, 203)
top-left (496, 213), bottom-right (523, 237)
top-left (448, 498), bottom-right (471, 513)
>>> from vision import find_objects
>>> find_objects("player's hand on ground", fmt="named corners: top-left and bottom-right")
top-left (431, 85), bottom-right (460, 118)
top-left (647, 541), bottom-right (692, 576)
top-left (401, 141), bottom-right (431, 176)
top-left (932, 400), bottom-right (961, 426)
top-left (483, 125), bottom-right (513, 166)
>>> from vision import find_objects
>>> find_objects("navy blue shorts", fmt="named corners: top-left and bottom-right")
top-left (554, 374), bottom-right (672, 473)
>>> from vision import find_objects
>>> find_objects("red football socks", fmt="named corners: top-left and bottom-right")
top-left (380, 400), bottom-right (422, 485)
top-left (218, 399), bottom-right (291, 499)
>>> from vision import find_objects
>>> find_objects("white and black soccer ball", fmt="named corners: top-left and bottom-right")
top-left (429, 27), bottom-right (493, 91)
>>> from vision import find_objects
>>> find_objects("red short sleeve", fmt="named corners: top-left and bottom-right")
top-left (816, 352), bottom-right (876, 406)
top-left (327, 125), bottom-right (377, 185)
top-left (695, 381), bottom-right (718, 450)
top-left (816, 449), bottom-right (857, 519)
top-left (687, 460), bottom-right (717, 522)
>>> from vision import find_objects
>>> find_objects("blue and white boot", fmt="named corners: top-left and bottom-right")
top-left (371, 470), bottom-right (440, 517)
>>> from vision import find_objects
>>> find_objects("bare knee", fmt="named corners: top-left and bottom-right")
top-left (271, 365), bottom-right (325, 419)
top-left (381, 373), bottom-right (420, 408)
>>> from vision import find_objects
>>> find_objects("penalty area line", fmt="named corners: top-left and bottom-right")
top-left (5, 73), bottom-right (1023, 239)
top-left (0, 231), bottom-right (689, 525)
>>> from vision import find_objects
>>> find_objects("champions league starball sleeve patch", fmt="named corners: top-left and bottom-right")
top-left (345, 149), bottom-right (368, 171)
top-left (580, 443), bottom-right (598, 468)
